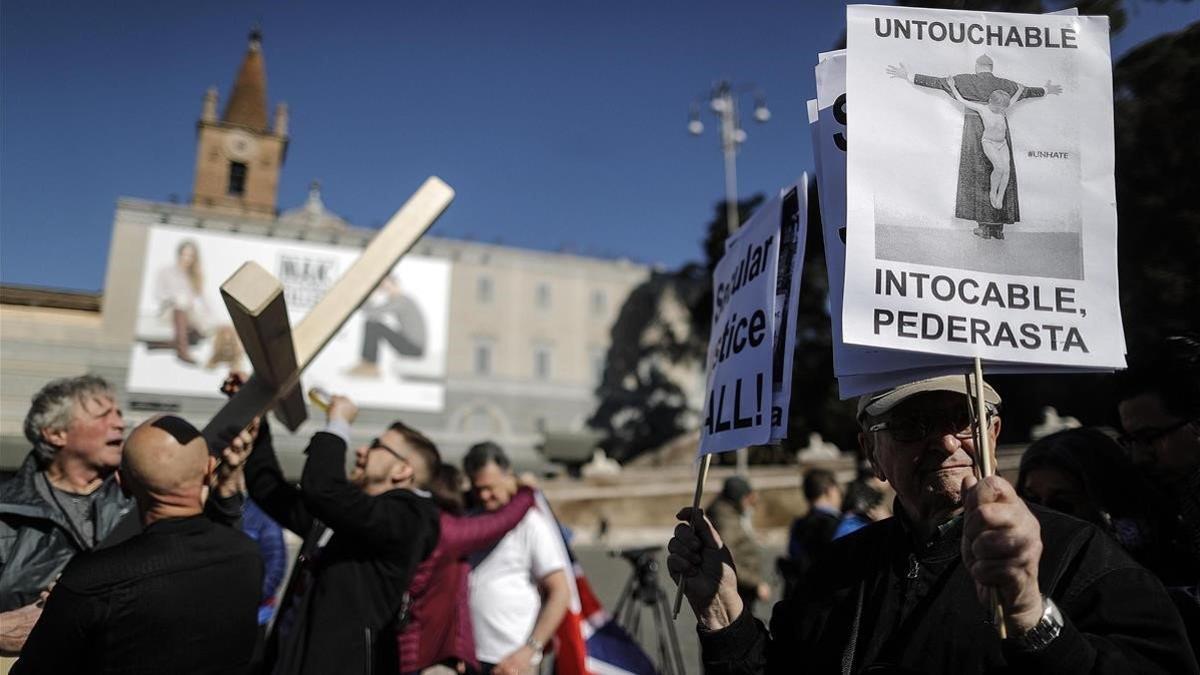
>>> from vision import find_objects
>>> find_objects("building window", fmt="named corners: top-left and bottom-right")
top-left (590, 289), bottom-right (606, 316)
top-left (533, 344), bottom-right (552, 380)
top-left (535, 282), bottom-right (551, 309)
top-left (228, 161), bottom-right (248, 196)
top-left (477, 276), bottom-right (493, 303)
top-left (473, 338), bottom-right (494, 376)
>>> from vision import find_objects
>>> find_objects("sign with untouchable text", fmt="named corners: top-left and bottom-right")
top-left (700, 193), bottom-right (782, 455)
top-left (843, 5), bottom-right (1125, 369)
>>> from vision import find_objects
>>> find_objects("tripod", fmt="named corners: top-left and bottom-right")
top-left (611, 546), bottom-right (686, 675)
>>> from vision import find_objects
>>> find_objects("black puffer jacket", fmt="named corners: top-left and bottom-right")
top-left (699, 502), bottom-right (1199, 674)
top-left (0, 452), bottom-right (135, 611)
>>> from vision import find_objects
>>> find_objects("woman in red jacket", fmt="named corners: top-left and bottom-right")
top-left (398, 464), bottom-right (536, 674)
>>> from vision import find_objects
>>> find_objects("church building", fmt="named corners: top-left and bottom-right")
top-left (0, 30), bottom-right (649, 475)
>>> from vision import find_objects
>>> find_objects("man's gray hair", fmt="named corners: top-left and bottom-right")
top-left (23, 374), bottom-right (115, 467)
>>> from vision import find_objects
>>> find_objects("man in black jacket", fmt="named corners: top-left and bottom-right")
top-left (669, 375), bottom-right (1198, 674)
top-left (244, 390), bottom-right (441, 675)
top-left (14, 415), bottom-right (262, 674)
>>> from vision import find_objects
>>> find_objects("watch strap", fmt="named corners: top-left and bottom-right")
top-left (1008, 595), bottom-right (1064, 652)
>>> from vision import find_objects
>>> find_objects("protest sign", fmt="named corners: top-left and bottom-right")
top-left (843, 5), bottom-right (1125, 369)
top-left (769, 182), bottom-right (807, 440)
top-left (699, 192), bottom-right (782, 455)
top-left (809, 40), bottom-right (1107, 399)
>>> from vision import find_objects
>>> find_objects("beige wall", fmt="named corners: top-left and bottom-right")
top-left (436, 239), bottom-right (645, 387)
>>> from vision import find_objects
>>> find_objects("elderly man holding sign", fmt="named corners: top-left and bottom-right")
top-left (668, 375), bottom-right (1198, 674)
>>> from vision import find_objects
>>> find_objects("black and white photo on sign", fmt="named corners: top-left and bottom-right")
top-left (870, 35), bottom-right (1083, 279)
top-left (843, 6), bottom-right (1125, 369)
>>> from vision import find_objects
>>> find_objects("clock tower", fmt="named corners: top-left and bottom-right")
top-left (191, 29), bottom-right (288, 217)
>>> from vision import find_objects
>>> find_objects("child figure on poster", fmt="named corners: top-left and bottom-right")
top-left (145, 239), bottom-right (243, 370)
top-left (947, 79), bottom-right (1026, 211)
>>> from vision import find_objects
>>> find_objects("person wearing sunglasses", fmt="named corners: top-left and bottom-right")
top-left (669, 374), bottom-right (1197, 674)
top-left (1117, 336), bottom-right (1199, 543)
top-left (1117, 335), bottom-right (1200, 658)
top-left (236, 373), bottom-right (442, 675)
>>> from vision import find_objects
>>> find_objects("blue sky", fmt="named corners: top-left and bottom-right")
top-left (2, 1), bottom-right (1194, 291)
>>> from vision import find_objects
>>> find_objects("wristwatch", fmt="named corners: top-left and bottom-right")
top-left (526, 637), bottom-right (545, 665)
top-left (1008, 596), bottom-right (1064, 652)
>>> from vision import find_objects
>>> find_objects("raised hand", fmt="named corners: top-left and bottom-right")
top-left (886, 62), bottom-right (910, 81)
top-left (1044, 80), bottom-right (1063, 95)
top-left (214, 416), bottom-right (260, 497)
top-left (961, 475), bottom-right (1045, 634)
top-left (666, 507), bottom-right (744, 630)
top-left (327, 395), bottom-right (359, 426)
top-left (220, 371), bottom-right (249, 398)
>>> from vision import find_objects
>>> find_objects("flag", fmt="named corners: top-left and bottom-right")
top-left (534, 492), bottom-right (658, 675)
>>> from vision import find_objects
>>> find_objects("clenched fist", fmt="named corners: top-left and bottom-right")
top-left (961, 475), bottom-right (1045, 635)
top-left (666, 507), bottom-right (744, 630)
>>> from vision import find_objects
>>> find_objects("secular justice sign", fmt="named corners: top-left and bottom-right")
top-left (842, 6), bottom-right (1125, 370)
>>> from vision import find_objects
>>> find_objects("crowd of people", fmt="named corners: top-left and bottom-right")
top-left (1, 335), bottom-right (1197, 674)
top-left (0, 373), bottom-right (570, 675)
top-left (670, 335), bottom-right (1200, 673)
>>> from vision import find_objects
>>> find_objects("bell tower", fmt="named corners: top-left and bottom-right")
top-left (191, 28), bottom-right (288, 217)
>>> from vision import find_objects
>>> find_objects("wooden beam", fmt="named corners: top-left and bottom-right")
top-left (219, 261), bottom-right (307, 430)
top-left (201, 176), bottom-right (455, 450)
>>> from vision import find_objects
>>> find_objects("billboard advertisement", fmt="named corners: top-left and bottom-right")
top-left (126, 225), bottom-right (450, 411)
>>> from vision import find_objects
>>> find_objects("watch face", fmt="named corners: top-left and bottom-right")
top-left (224, 132), bottom-right (257, 161)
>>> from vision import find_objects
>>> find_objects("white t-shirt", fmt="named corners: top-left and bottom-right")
top-left (468, 508), bottom-right (566, 664)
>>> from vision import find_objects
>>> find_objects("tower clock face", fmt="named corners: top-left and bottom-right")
top-left (223, 131), bottom-right (258, 161)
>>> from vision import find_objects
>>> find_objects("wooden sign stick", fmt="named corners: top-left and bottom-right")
top-left (970, 357), bottom-right (1007, 638)
top-left (202, 177), bottom-right (454, 448)
top-left (672, 452), bottom-right (714, 619)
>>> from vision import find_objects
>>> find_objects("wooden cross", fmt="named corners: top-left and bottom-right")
top-left (201, 177), bottom-right (454, 449)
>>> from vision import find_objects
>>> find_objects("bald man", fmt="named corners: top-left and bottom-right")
top-left (14, 416), bottom-right (262, 675)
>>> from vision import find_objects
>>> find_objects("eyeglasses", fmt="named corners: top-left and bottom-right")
top-left (1118, 418), bottom-right (1194, 450)
top-left (368, 438), bottom-right (408, 464)
top-left (867, 408), bottom-right (994, 443)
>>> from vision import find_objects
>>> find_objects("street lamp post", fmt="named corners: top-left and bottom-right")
top-left (689, 81), bottom-right (770, 475)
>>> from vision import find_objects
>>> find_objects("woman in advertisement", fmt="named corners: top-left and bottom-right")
top-left (147, 239), bottom-right (241, 369)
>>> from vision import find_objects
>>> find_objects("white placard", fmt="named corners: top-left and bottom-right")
top-left (699, 194), bottom-right (782, 455)
top-left (844, 5), bottom-right (1125, 369)
top-left (127, 225), bottom-right (450, 411)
